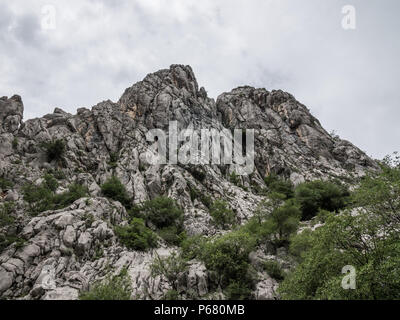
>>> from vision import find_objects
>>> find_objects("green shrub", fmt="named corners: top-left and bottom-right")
top-left (22, 183), bottom-right (54, 215)
top-left (280, 166), bottom-right (400, 299)
top-left (23, 178), bottom-right (88, 216)
top-left (52, 183), bottom-right (88, 208)
top-left (189, 167), bottom-right (206, 182)
top-left (229, 171), bottom-right (241, 186)
top-left (136, 196), bottom-right (184, 230)
top-left (264, 260), bottom-right (285, 281)
top-left (163, 289), bottom-right (180, 300)
top-left (0, 234), bottom-right (25, 252)
top-left (79, 268), bottom-right (132, 300)
top-left (210, 200), bottom-right (236, 229)
top-left (224, 280), bottom-right (253, 300)
top-left (181, 235), bottom-right (208, 260)
top-left (109, 152), bottom-right (119, 168)
top-left (150, 251), bottom-right (188, 291)
top-left (42, 139), bottom-right (65, 163)
top-left (268, 200), bottom-right (301, 243)
top-left (12, 137), bottom-right (18, 150)
top-left (0, 203), bottom-right (15, 227)
top-left (42, 174), bottom-right (59, 192)
top-left (288, 229), bottom-right (314, 262)
top-left (202, 230), bottom-right (256, 286)
top-left (158, 226), bottom-right (186, 246)
top-left (294, 180), bottom-right (349, 220)
top-left (101, 176), bottom-right (131, 208)
top-left (0, 177), bottom-right (13, 190)
top-left (115, 218), bottom-right (158, 251)
top-left (264, 174), bottom-right (294, 199)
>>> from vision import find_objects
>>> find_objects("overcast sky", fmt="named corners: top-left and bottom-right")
top-left (0, 0), bottom-right (399, 159)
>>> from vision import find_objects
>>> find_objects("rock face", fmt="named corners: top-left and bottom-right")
top-left (0, 65), bottom-right (378, 300)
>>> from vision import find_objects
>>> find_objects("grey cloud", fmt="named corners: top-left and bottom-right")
top-left (0, 0), bottom-right (399, 159)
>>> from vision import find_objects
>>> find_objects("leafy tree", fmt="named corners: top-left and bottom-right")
top-left (264, 260), bottom-right (285, 281)
top-left (268, 200), bottom-right (301, 243)
top-left (180, 235), bottom-right (208, 260)
top-left (224, 280), bottom-right (253, 300)
top-left (254, 192), bottom-right (286, 225)
top-left (209, 200), bottom-right (236, 229)
top-left (202, 230), bottom-right (256, 288)
top-left (157, 226), bottom-right (186, 246)
top-left (135, 196), bottom-right (184, 230)
top-left (101, 176), bottom-right (131, 208)
top-left (264, 174), bottom-right (294, 199)
top-left (280, 164), bottom-right (400, 299)
top-left (115, 218), bottom-right (158, 251)
top-left (294, 180), bottom-right (349, 220)
top-left (288, 228), bottom-right (314, 262)
top-left (79, 268), bottom-right (132, 300)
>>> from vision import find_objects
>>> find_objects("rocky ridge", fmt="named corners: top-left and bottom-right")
top-left (0, 65), bottom-right (378, 299)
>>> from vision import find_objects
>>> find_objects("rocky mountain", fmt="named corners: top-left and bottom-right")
top-left (0, 65), bottom-right (378, 300)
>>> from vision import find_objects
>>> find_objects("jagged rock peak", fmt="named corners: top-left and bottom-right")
top-left (0, 95), bottom-right (24, 134)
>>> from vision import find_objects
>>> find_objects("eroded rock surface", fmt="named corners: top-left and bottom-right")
top-left (0, 65), bottom-right (378, 300)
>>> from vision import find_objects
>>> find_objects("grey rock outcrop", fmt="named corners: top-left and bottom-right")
top-left (0, 64), bottom-right (378, 300)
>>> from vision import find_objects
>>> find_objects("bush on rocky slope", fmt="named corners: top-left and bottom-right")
top-left (41, 139), bottom-right (66, 164)
top-left (130, 196), bottom-right (185, 245)
top-left (209, 200), bottom-right (236, 230)
top-left (0, 177), bottom-right (13, 191)
top-left (79, 268), bottom-right (132, 300)
top-left (294, 180), bottom-right (350, 220)
top-left (115, 218), bottom-right (158, 251)
top-left (100, 176), bottom-right (131, 209)
top-left (22, 176), bottom-right (88, 216)
top-left (264, 174), bottom-right (294, 199)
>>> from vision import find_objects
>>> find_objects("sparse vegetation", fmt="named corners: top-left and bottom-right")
top-left (0, 177), bottom-right (13, 190)
top-left (264, 260), bottom-right (285, 281)
top-left (209, 200), bottom-right (236, 229)
top-left (150, 251), bottom-right (188, 292)
top-left (0, 202), bottom-right (15, 227)
top-left (264, 174), bottom-right (294, 199)
top-left (279, 160), bottom-right (400, 299)
top-left (294, 180), bottom-right (349, 220)
top-left (101, 176), bottom-right (131, 209)
top-left (22, 177), bottom-right (88, 216)
top-left (79, 268), bottom-right (132, 300)
top-left (42, 139), bottom-right (66, 163)
top-left (115, 218), bottom-right (158, 251)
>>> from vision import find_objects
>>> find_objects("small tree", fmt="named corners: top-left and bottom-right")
top-left (294, 180), bottom-right (349, 220)
top-left (101, 176), bottom-right (131, 208)
top-left (115, 218), bottom-right (158, 251)
top-left (254, 192), bottom-right (286, 225)
top-left (210, 200), bottom-right (236, 229)
top-left (137, 196), bottom-right (184, 230)
top-left (264, 174), bottom-right (294, 199)
top-left (268, 200), bottom-right (301, 243)
top-left (79, 268), bottom-right (132, 300)
top-left (150, 251), bottom-right (188, 292)
top-left (42, 139), bottom-right (65, 163)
